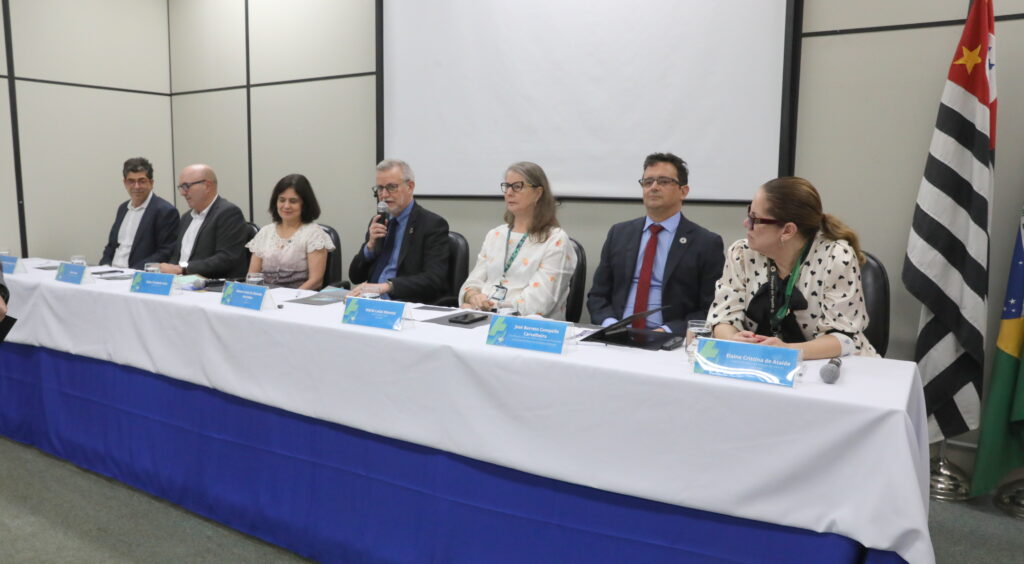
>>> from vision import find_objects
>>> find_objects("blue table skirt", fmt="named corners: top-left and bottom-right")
top-left (0, 343), bottom-right (904, 563)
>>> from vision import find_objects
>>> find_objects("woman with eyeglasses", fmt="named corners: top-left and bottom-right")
top-left (459, 162), bottom-right (577, 318)
top-left (245, 173), bottom-right (335, 289)
top-left (707, 177), bottom-right (877, 358)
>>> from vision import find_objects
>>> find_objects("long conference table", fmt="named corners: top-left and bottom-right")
top-left (0, 258), bottom-right (933, 563)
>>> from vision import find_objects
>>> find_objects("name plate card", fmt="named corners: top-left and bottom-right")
top-left (55, 262), bottom-right (92, 285)
top-left (0, 255), bottom-right (26, 274)
top-left (693, 338), bottom-right (802, 387)
top-left (342, 297), bottom-right (406, 330)
top-left (486, 315), bottom-right (569, 355)
top-left (130, 272), bottom-right (175, 296)
top-left (221, 281), bottom-right (275, 311)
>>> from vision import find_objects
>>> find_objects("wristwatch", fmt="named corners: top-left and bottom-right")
top-left (179, 261), bottom-right (188, 275)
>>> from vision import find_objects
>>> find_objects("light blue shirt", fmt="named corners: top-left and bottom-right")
top-left (362, 200), bottom-right (415, 299)
top-left (602, 213), bottom-right (681, 331)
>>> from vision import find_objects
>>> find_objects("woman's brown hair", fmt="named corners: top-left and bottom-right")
top-left (762, 176), bottom-right (865, 264)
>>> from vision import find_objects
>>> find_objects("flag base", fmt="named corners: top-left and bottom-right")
top-left (994, 479), bottom-right (1024, 519)
top-left (930, 455), bottom-right (971, 501)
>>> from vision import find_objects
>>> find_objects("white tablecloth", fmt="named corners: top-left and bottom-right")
top-left (3, 258), bottom-right (934, 563)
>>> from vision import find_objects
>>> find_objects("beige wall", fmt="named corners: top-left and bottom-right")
top-left (4, 0), bottom-right (172, 263)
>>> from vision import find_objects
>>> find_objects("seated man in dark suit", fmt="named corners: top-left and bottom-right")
top-left (587, 152), bottom-right (725, 333)
top-left (100, 157), bottom-right (180, 270)
top-left (159, 164), bottom-right (250, 279)
top-left (348, 159), bottom-right (450, 303)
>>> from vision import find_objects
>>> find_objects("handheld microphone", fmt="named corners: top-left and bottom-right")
top-left (820, 357), bottom-right (842, 384)
top-left (375, 201), bottom-right (389, 225)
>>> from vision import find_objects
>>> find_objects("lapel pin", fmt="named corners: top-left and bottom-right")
top-left (679, 237), bottom-right (687, 245)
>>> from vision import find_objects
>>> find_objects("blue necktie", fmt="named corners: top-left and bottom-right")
top-left (369, 218), bottom-right (399, 283)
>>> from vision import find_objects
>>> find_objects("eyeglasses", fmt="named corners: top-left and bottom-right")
top-left (638, 176), bottom-right (681, 188)
top-left (499, 181), bottom-right (537, 193)
top-left (371, 183), bottom-right (405, 195)
top-left (745, 204), bottom-right (784, 228)
top-left (176, 179), bottom-right (206, 192)
top-left (124, 178), bottom-right (152, 187)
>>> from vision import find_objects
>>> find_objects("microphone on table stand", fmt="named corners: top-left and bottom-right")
top-left (820, 357), bottom-right (842, 384)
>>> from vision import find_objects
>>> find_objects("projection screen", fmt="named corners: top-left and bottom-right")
top-left (383, 0), bottom-right (791, 201)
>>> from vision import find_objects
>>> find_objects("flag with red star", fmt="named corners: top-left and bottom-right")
top-left (903, 0), bottom-right (996, 442)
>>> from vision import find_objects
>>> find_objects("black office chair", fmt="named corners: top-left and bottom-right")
top-left (242, 222), bottom-right (260, 275)
top-left (319, 224), bottom-right (342, 288)
top-left (860, 251), bottom-right (890, 356)
top-left (435, 231), bottom-right (470, 306)
top-left (565, 238), bottom-right (587, 323)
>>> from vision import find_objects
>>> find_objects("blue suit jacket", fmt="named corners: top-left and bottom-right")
top-left (100, 194), bottom-right (180, 270)
top-left (586, 212), bottom-right (725, 334)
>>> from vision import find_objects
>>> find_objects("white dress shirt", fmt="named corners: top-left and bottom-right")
top-left (180, 195), bottom-right (218, 264)
top-left (111, 192), bottom-right (153, 268)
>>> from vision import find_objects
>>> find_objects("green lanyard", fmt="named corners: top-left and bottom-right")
top-left (503, 229), bottom-right (529, 277)
top-left (770, 240), bottom-right (813, 334)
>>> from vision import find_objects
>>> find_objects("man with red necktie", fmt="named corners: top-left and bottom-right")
top-left (587, 153), bottom-right (724, 333)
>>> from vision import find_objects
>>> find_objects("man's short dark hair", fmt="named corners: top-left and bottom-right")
top-left (642, 152), bottom-right (688, 185)
top-left (269, 173), bottom-right (322, 224)
top-left (123, 157), bottom-right (154, 179)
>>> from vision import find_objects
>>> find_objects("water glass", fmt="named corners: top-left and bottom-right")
top-left (0, 248), bottom-right (10, 256)
top-left (685, 320), bottom-right (712, 363)
top-left (70, 254), bottom-right (87, 266)
top-left (245, 272), bottom-right (265, 286)
top-left (144, 262), bottom-right (160, 273)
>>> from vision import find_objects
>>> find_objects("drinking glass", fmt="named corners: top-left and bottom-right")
top-left (686, 320), bottom-right (712, 363)
top-left (144, 262), bottom-right (160, 273)
top-left (70, 254), bottom-right (87, 266)
top-left (245, 272), bottom-right (265, 286)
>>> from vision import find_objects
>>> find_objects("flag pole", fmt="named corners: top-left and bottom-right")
top-left (994, 479), bottom-right (1024, 518)
top-left (930, 440), bottom-right (971, 501)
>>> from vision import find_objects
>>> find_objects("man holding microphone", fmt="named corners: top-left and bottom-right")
top-left (348, 159), bottom-right (450, 304)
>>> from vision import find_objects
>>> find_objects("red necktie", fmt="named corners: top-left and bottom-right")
top-left (632, 224), bottom-right (663, 329)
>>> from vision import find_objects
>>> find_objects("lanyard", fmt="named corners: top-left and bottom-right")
top-left (503, 229), bottom-right (529, 276)
top-left (770, 240), bottom-right (812, 335)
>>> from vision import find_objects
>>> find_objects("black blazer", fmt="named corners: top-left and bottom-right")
top-left (100, 195), bottom-right (180, 270)
top-left (349, 202), bottom-right (450, 304)
top-left (169, 196), bottom-right (250, 279)
top-left (587, 213), bottom-right (725, 334)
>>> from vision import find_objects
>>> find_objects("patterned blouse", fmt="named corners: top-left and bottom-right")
top-left (707, 234), bottom-right (877, 356)
top-left (459, 225), bottom-right (577, 320)
top-left (246, 222), bottom-right (335, 288)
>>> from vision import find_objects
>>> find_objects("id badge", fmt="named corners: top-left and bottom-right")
top-left (490, 284), bottom-right (508, 302)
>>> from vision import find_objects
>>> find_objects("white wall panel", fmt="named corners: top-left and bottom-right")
top-left (249, 0), bottom-right (375, 84)
top-left (169, 0), bottom-right (246, 92)
top-left (249, 77), bottom-right (376, 263)
top-left (171, 89), bottom-right (249, 216)
top-left (0, 88), bottom-right (18, 254)
top-left (0, 8), bottom-right (7, 76)
top-left (17, 81), bottom-right (172, 263)
top-left (804, 0), bottom-right (1024, 33)
top-left (10, 0), bottom-right (169, 92)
